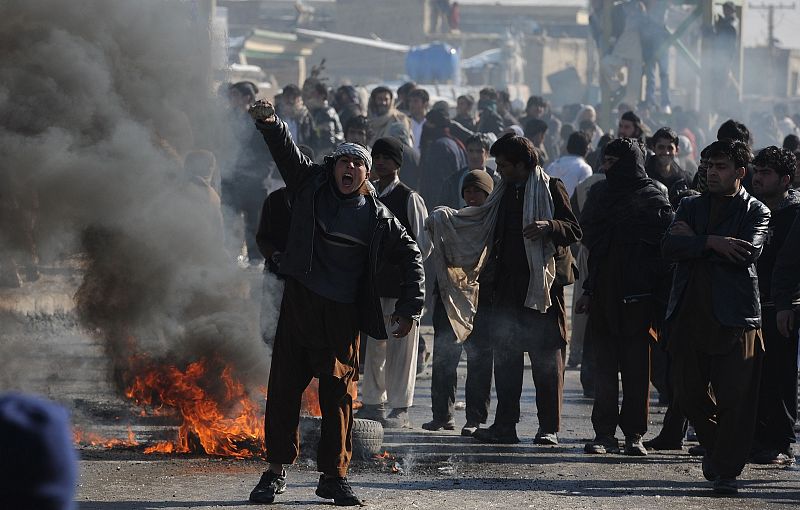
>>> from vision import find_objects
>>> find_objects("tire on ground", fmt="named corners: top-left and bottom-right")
top-left (299, 416), bottom-right (384, 459)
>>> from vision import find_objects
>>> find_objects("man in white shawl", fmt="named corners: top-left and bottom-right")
top-left (426, 134), bottom-right (582, 444)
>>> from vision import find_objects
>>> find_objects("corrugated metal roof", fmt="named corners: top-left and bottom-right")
top-left (456, 0), bottom-right (586, 5)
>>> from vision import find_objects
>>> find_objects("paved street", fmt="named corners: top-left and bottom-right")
top-left (74, 365), bottom-right (798, 509)
top-left (74, 328), bottom-right (798, 509)
top-left (1, 279), bottom-right (796, 509)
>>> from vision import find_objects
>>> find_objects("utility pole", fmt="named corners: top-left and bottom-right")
top-left (750, 2), bottom-right (795, 49)
top-left (598, 0), bottom-right (614, 132)
top-left (750, 2), bottom-right (794, 96)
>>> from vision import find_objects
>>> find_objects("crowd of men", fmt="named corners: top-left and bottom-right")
top-left (218, 78), bottom-right (800, 505)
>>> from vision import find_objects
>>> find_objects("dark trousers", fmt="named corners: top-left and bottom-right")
top-left (650, 344), bottom-right (671, 403)
top-left (589, 302), bottom-right (652, 439)
top-left (755, 308), bottom-right (799, 452)
top-left (430, 297), bottom-right (493, 424)
top-left (265, 279), bottom-right (359, 477)
top-left (652, 350), bottom-right (689, 443)
top-left (494, 344), bottom-right (565, 432)
top-left (674, 336), bottom-right (763, 479)
top-left (580, 325), bottom-right (595, 397)
top-left (491, 304), bottom-right (566, 433)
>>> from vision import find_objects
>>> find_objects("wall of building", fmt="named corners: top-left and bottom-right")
top-left (744, 47), bottom-right (791, 98)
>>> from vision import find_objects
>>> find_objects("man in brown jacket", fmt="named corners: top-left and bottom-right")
top-left (471, 134), bottom-right (582, 445)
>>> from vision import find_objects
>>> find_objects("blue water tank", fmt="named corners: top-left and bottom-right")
top-left (405, 42), bottom-right (460, 84)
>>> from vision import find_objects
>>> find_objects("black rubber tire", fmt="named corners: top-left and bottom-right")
top-left (352, 418), bottom-right (384, 458)
top-left (299, 416), bottom-right (384, 459)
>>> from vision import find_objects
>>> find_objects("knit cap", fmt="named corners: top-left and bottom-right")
top-left (461, 169), bottom-right (494, 196)
top-left (371, 137), bottom-right (404, 168)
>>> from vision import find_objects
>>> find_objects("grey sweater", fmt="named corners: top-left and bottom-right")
top-left (291, 183), bottom-right (372, 303)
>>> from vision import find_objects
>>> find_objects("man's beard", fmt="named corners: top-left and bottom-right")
top-left (374, 105), bottom-right (390, 116)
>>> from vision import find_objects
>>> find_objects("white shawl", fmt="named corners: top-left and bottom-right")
top-left (425, 167), bottom-right (557, 342)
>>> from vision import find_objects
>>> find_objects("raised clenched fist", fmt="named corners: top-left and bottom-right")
top-left (249, 100), bottom-right (276, 122)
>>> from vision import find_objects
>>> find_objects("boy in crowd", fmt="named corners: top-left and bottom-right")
top-left (423, 170), bottom-right (496, 436)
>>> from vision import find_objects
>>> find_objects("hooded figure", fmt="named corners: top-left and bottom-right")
top-left (578, 137), bottom-right (674, 457)
top-left (581, 139), bottom-right (671, 257)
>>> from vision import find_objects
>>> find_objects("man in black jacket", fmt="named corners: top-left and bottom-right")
top-left (663, 139), bottom-right (770, 495)
top-left (577, 138), bottom-right (674, 457)
top-left (750, 146), bottom-right (800, 465)
top-left (247, 101), bottom-right (424, 506)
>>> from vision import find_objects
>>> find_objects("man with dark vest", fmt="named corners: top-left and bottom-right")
top-left (357, 137), bottom-right (432, 429)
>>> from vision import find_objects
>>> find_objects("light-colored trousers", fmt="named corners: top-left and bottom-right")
top-left (361, 297), bottom-right (420, 408)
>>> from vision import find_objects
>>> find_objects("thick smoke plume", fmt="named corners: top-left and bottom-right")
top-left (0, 1), bottom-right (269, 397)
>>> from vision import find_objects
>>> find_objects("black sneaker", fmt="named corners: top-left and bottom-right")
top-left (461, 421), bottom-right (480, 437)
top-left (624, 435), bottom-right (648, 456)
top-left (750, 448), bottom-right (796, 465)
top-left (701, 455), bottom-right (718, 482)
top-left (249, 470), bottom-right (286, 504)
top-left (713, 477), bottom-right (739, 495)
top-left (315, 475), bottom-right (364, 506)
top-left (422, 418), bottom-right (455, 431)
top-left (584, 435), bottom-right (620, 454)
top-left (643, 435), bottom-right (683, 451)
top-left (688, 444), bottom-right (706, 456)
top-left (472, 424), bottom-right (520, 444)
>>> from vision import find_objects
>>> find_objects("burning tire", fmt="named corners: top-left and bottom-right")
top-left (300, 416), bottom-right (384, 459)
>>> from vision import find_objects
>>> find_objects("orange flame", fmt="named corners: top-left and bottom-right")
top-left (373, 450), bottom-right (395, 460)
top-left (74, 426), bottom-right (139, 448)
top-left (125, 357), bottom-right (264, 458)
top-left (300, 379), bottom-right (359, 417)
top-left (301, 379), bottom-right (322, 417)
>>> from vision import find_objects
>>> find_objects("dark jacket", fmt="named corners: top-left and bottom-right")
top-left (256, 187), bottom-right (292, 274)
top-left (452, 114), bottom-right (476, 133)
top-left (757, 189), bottom-right (800, 307)
top-left (581, 141), bottom-right (675, 303)
top-left (662, 187), bottom-right (771, 328)
top-left (477, 108), bottom-right (504, 136)
top-left (255, 118), bottom-right (425, 339)
top-left (309, 103), bottom-right (344, 161)
top-left (645, 157), bottom-right (692, 208)
top-left (771, 195), bottom-right (800, 311)
top-left (419, 134), bottom-right (467, 208)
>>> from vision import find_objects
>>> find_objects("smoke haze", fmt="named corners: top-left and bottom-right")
top-left (0, 1), bottom-right (270, 396)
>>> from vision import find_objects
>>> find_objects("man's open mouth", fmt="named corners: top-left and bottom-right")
top-left (342, 173), bottom-right (354, 187)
